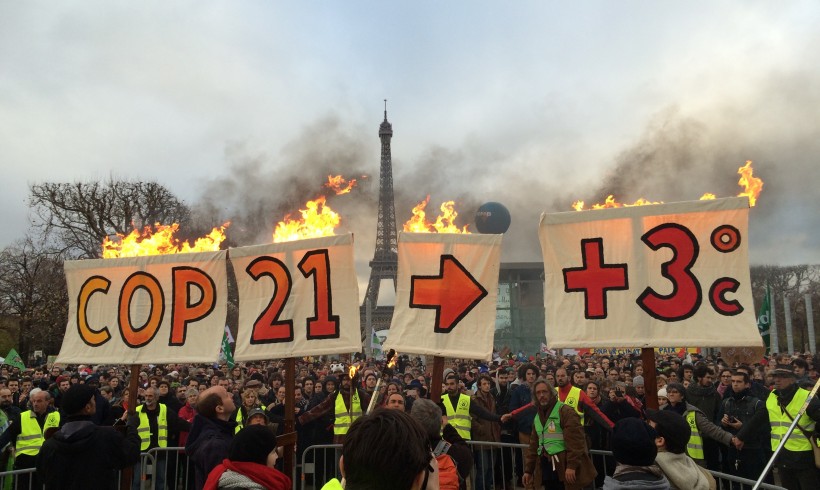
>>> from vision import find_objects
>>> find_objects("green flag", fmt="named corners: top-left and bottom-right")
top-left (220, 328), bottom-right (235, 369)
top-left (757, 285), bottom-right (772, 354)
top-left (3, 348), bottom-right (25, 370)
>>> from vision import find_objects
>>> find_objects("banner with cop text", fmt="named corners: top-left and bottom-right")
top-left (386, 232), bottom-right (502, 360)
top-left (231, 234), bottom-right (361, 360)
top-left (58, 250), bottom-right (228, 364)
top-left (539, 197), bottom-right (762, 349)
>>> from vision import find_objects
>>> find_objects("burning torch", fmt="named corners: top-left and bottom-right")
top-left (366, 349), bottom-right (397, 414)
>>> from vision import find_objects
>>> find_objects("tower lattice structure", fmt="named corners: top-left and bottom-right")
top-left (360, 104), bottom-right (398, 337)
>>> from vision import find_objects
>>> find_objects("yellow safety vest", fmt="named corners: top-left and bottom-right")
top-left (16, 410), bottom-right (60, 457)
top-left (767, 388), bottom-right (815, 452)
top-left (442, 393), bottom-right (472, 440)
top-left (534, 401), bottom-right (566, 456)
top-left (136, 403), bottom-right (168, 450)
top-left (562, 386), bottom-right (585, 425)
top-left (235, 404), bottom-right (266, 434)
top-left (334, 392), bottom-right (362, 435)
top-left (684, 410), bottom-right (704, 460)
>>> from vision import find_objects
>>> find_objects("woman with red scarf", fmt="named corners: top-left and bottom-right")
top-left (204, 424), bottom-right (291, 490)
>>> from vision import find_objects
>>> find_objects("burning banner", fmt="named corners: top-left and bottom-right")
top-left (386, 232), bottom-right (502, 359)
top-left (230, 234), bottom-right (361, 359)
top-left (539, 197), bottom-right (763, 349)
top-left (58, 250), bottom-right (228, 364)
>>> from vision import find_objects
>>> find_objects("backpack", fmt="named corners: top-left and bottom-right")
top-left (433, 440), bottom-right (461, 490)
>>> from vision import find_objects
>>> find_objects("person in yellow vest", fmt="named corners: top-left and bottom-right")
top-left (298, 370), bottom-right (371, 444)
top-left (132, 386), bottom-right (190, 490)
top-left (232, 382), bottom-right (265, 433)
top-left (746, 367), bottom-right (820, 489)
top-left (554, 368), bottom-right (614, 430)
top-left (441, 374), bottom-right (510, 442)
top-left (0, 388), bottom-right (58, 488)
top-left (522, 379), bottom-right (596, 490)
top-left (661, 382), bottom-right (740, 468)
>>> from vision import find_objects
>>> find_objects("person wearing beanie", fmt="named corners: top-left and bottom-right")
top-left (35, 384), bottom-right (141, 489)
top-left (662, 382), bottom-right (739, 467)
top-left (298, 369), bottom-right (371, 444)
top-left (632, 375), bottom-right (646, 406)
top-left (203, 425), bottom-right (291, 490)
top-left (603, 418), bottom-right (670, 489)
top-left (648, 410), bottom-right (715, 490)
top-left (657, 388), bottom-right (668, 410)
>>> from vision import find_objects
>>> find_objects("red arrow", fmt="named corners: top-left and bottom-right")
top-left (410, 255), bottom-right (488, 333)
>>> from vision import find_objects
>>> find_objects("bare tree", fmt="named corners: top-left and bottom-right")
top-left (29, 179), bottom-right (191, 258)
top-left (0, 237), bottom-right (67, 361)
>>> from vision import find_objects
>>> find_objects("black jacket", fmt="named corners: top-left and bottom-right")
top-left (35, 415), bottom-right (140, 490)
top-left (185, 414), bottom-right (237, 489)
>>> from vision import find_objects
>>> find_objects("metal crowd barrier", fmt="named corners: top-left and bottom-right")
top-left (0, 443), bottom-right (788, 490)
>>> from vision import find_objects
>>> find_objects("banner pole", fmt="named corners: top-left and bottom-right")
top-left (120, 364), bottom-right (141, 490)
top-left (752, 375), bottom-right (820, 489)
top-left (283, 357), bottom-right (295, 479)
top-left (431, 356), bottom-right (444, 401)
top-left (641, 348), bottom-right (659, 410)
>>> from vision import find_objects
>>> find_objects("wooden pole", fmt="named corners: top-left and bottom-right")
top-left (430, 356), bottom-right (444, 400)
top-left (640, 348), bottom-right (658, 411)
top-left (120, 364), bottom-right (141, 490)
top-left (283, 357), bottom-right (296, 479)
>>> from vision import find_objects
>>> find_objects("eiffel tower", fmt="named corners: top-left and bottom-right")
top-left (360, 101), bottom-right (398, 339)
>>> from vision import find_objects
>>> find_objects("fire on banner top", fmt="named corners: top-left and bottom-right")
top-left (539, 197), bottom-right (763, 349)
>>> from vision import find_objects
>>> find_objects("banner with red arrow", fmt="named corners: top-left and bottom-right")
top-left (385, 232), bottom-right (502, 359)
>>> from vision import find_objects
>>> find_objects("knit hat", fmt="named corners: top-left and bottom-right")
top-left (632, 375), bottom-right (644, 387)
top-left (611, 418), bottom-right (658, 467)
top-left (229, 425), bottom-right (278, 464)
top-left (61, 384), bottom-right (96, 416)
top-left (647, 410), bottom-right (691, 454)
top-left (657, 388), bottom-right (668, 399)
top-left (247, 408), bottom-right (269, 423)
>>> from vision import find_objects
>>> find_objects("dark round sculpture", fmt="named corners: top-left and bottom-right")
top-left (474, 202), bottom-right (511, 234)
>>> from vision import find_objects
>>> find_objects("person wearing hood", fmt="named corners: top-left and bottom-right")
top-left (298, 370), bottom-right (371, 444)
top-left (603, 418), bottom-right (671, 489)
top-left (684, 364), bottom-right (724, 470)
top-left (36, 384), bottom-right (141, 489)
top-left (716, 370), bottom-right (767, 481)
top-left (647, 410), bottom-right (715, 490)
top-left (186, 386), bottom-right (238, 490)
top-left (662, 382), bottom-right (740, 468)
top-left (203, 424), bottom-right (291, 490)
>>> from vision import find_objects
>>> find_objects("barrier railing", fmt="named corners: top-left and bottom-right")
top-left (1, 443), bottom-right (788, 490)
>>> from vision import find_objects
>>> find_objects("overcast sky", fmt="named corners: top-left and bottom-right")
top-left (2, 1), bottom-right (818, 282)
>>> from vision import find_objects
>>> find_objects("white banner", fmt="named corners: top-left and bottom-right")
top-left (539, 197), bottom-right (763, 349)
top-left (230, 234), bottom-right (361, 360)
top-left (58, 250), bottom-right (228, 364)
top-left (386, 232), bottom-right (502, 359)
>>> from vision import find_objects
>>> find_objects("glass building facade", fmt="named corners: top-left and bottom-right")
top-left (494, 262), bottom-right (546, 353)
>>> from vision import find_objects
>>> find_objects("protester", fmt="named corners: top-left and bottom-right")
top-left (603, 417), bottom-right (670, 489)
top-left (36, 384), bottom-right (141, 489)
top-left (647, 410), bottom-right (714, 490)
top-left (203, 424), bottom-right (291, 490)
top-left (321, 408), bottom-right (437, 490)
top-left (522, 379), bottom-right (596, 490)
top-left (186, 386), bottom-right (238, 489)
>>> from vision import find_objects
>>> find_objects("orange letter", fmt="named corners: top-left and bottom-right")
top-left (77, 276), bottom-right (112, 346)
top-left (170, 267), bottom-right (216, 346)
top-left (118, 272), bottom-right (164, 348)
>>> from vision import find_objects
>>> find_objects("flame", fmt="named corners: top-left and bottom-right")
top-left (572, 161), bottom-right (762, 210)
top-left (324, 175), bottom-right (357, 195)
top-left (385, 349), bottom-right (399, 369)
top-left (102, 223), bottom-right (228, 258)
top-left (737, 160), bottom-right (763, 207)
top-left (403, 196), bottom-right (471, 234)
top-left (273, 196), bottom-right (340, 243)
top-left (348, 363), bottom-right (359, 379)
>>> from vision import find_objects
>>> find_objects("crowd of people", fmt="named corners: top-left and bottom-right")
top-left (0, 348), bottom-right (818, 489)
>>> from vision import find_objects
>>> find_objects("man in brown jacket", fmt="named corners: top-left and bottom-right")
top-left (523, 379), bottom-right (596, 490)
